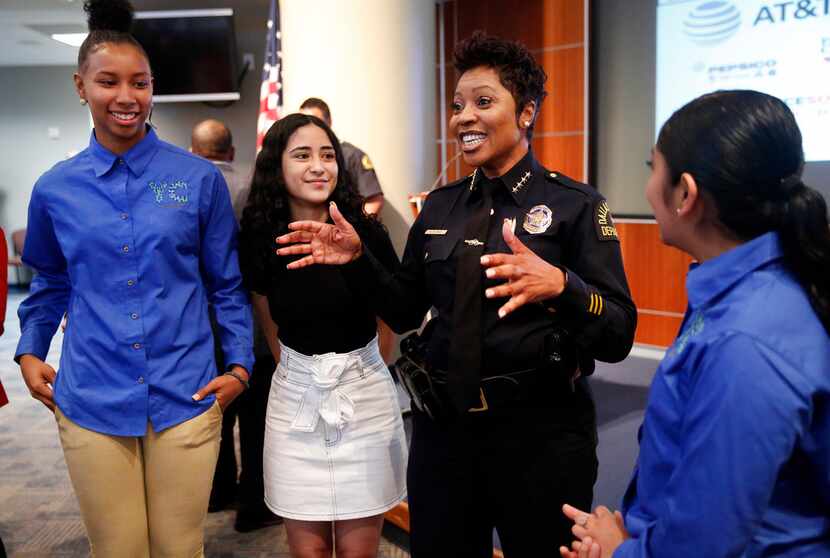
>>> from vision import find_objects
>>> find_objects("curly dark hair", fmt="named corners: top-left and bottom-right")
top-left (453, 31), bottom-right (548, 139)
top-left (240, 113), bottom-right (383, 280)
top-left (78, 0), bottom-right (149, 72)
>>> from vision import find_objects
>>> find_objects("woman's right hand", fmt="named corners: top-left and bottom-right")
top-left (19, 354), bottom-right (57, 412)
top-left (275, 202), bottom-right (363, 269)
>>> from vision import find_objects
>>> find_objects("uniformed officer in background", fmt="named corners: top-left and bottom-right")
top-left (299, 97), bottom-right (385, 216)
top-left (277, 32), bottom-right (636, 557)
top-left (298, 97), bottom-right (396, 362)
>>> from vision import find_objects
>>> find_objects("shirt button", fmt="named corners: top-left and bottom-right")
top-left (118, 159), bottom-right (125, 165)
top-left (130, 313), bottom-right (139, 320)
top-left (127, 279), bottom-right (135, 286)
top-left (122, 245), bottom-right (129, 253)
top-left (121, 213), bottom-right (129, 220)
top-left (137, 376), bottom-right (144, 384)
top-left (133, 343), bottom-right (141, 349)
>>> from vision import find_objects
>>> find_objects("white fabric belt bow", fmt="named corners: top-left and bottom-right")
top-left (289, 354), bottom-right (359, 432)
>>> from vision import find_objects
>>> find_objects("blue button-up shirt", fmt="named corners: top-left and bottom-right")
top-left (16, 128), bottom-right (254, 436)
top-left (616, 232), bottom-right (830, 558)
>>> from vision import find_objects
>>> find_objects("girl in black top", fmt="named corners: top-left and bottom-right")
top-left (275, 34), bottom-right (636, 557)
top-left (239, 113), bottom-right (407, 558)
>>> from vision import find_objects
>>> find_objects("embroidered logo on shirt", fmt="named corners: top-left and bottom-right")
top-left (361, 154), bottom-right (374, 171)
top-left (671, 311), bottom-right (705, 356)
top-left (594, 200), bottom-right (619, 241)
top-left (523, 205), bottom-right (553, 234)
top-left (148, 180), bottom-right (189, 207)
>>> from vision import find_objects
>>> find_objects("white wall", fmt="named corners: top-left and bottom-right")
top-left (592, 0), bottom-right (656, 216)
top-left (281, 0), bottom-right (437, 252)
top-left (0, 66), bottom-right (91, 247)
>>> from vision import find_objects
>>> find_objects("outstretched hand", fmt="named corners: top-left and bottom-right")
top-left (275, 202), bottom-right (362, 269)
top-left (480, 220), bottom-right (567, 318)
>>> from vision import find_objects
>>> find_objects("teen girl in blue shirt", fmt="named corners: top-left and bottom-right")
top-left (560, 91), bottom-right (830, 558)
top-left (15, 1), bottom-right (253, 555)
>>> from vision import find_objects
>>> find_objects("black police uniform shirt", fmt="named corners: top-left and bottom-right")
top-left (341, 142), bottom-right (383, 200)
top-left (344, 149), bottom-right (637, 377)
top-left (238, 220), bottom-right (399, 356)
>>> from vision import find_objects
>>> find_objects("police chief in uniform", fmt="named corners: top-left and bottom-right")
top-left (276, 33), bottom-right (636, 557)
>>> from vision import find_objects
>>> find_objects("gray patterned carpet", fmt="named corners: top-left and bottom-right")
top-left (0, 290), bottom-right (410, 558)
top-left (0, 289), bottom-right (659, 557)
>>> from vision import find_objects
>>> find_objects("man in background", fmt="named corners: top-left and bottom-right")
top-left (299, 97), bottom-right (385, 216)
top-left (298, 99), bottom-right (395, 361)
top-left (191, 119), bottom-right (282, 532)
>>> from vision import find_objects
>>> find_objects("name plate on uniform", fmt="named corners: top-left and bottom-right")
top-left (425, 229), bottom-right (448, 235)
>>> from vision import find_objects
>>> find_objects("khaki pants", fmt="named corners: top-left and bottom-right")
top-left (56, 402), bottom-right (223, 558)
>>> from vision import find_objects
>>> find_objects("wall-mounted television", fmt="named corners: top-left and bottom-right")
top-left (132, 9), bottom-right (240, 103)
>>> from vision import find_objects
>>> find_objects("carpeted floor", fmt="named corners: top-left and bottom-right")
top-left (0, 289), bottom-right (661, 557)
top-left (0, 290), bottom-right (409, 558)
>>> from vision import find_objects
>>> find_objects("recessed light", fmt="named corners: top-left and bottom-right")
top-left (51, 33), bottom-right (87, 47)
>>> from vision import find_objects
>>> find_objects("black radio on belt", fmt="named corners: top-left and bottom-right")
top-left (392, 322), bottom-right (452, 423)
top-left (393, 324), bottom-right (583, 421)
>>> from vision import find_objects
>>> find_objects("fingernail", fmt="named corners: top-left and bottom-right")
top-left (485, 269), bottom-right (495, 278)
top-left (330, 201), bottom-right (335, 207)
top-left (498, 309), bottom-right (506, 318)
top-left (192, 394), bottom-right (200, 401)
top-left (485, 289), bottom-right (493, 298)
top-left (480, 256), bottom-right (489, 264)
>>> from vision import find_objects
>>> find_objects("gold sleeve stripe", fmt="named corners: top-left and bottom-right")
top-left (587, 293), bottom-right (604, 316)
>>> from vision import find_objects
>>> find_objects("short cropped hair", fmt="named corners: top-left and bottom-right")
top-left (453, 32), bottom-right (548, 139)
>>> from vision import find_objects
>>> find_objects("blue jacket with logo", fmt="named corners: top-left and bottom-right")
top-left (616, 232), bottom-right (830, 557)
top-left (16, 128), bottom-right (253, 436)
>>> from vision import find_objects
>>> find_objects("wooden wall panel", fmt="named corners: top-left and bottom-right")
top-left (538, 47), bottom-right (584, 133)
top-left (616, 221), bottom-right (692, 347)
top-left (531, 135), bottom-right (584, 179)
top-left (435, 0), bottom-right (588, 185)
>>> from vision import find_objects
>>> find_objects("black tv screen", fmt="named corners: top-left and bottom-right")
top-left (132, 9), bottom-right (240, 102)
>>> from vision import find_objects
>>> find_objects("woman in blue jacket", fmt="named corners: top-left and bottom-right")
top-left (561, 90), bottom-right (830, 557)
top-left (15, 1), bottom-right (252, 555)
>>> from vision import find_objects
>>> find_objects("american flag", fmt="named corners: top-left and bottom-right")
top-left (256, 0), bottom-right (283, 151)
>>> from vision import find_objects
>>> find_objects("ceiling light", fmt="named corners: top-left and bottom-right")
top-left (51, 33), bottom-right (87, 47)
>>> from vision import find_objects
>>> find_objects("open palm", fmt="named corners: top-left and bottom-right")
top-left (275, 202), bottom-right (362, 269)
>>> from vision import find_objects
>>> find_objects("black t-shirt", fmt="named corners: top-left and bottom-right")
top-left (239, 220), bottom-right (399, 355)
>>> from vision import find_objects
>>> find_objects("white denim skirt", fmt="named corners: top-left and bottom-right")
top-left (263, 336), bottom-right (408, 521)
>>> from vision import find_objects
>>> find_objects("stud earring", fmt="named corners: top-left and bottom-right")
top-left (675, 208), bottom-right (681, 215)
top-left (523, 121), bottom-right (530, 127)
top-left (80, 98), bottom-right (87, 106)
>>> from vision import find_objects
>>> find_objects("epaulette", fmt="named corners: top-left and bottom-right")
top-left (544, 170), bottom-right (597, 198)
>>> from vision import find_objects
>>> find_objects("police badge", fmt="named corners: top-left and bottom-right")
top-left (523, 205), bottom-right (553, 234)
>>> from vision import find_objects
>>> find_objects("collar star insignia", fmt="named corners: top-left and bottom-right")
top-left (512, 171), bottom-right (531, 193)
